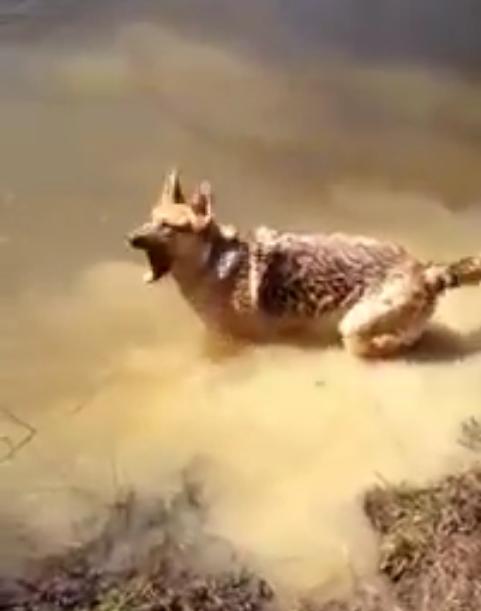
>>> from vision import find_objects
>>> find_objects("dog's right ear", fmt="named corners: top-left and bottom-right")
top-left (188, 181), bottom-right (214, 232)
top-left (190, 180), bottom-right (213, 217)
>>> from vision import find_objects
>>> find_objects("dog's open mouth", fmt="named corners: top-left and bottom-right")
top-left (127, 230), bottom-right (172, 283)
top-left (142, 247), bottom-right (172, 283)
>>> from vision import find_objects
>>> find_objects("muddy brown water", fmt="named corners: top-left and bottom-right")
top-left (1, 0), bottom-right (481, 602)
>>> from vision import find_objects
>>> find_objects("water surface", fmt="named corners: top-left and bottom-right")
top-left (1, 0), bottom-right (481, 600)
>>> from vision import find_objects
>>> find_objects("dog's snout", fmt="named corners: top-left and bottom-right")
top-left (127, 231), bottom-right (145, 249)
top-left (126, 224), bottom-right (154, 249)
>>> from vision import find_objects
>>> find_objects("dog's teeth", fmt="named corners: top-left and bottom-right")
top-left (143, 270), bottom-right (154, 283)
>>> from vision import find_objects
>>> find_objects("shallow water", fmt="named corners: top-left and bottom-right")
top-left (1, 0), bottom-right (481, 600)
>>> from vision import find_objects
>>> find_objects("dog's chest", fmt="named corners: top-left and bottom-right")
top-left (175, 240), bottom-right (248, 321)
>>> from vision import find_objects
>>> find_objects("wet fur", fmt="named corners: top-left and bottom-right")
top-left (128, 170), bottom-right (481, 358)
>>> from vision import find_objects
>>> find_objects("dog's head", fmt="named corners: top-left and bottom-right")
top-left (127, 169), bottom-right (218, 283)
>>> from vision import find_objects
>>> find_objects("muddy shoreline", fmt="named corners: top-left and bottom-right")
top-left (3, 425), bottom-right (481, 611)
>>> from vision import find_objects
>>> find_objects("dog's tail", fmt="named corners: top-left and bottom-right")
top-left (423, 255), bottom-right (481, 293)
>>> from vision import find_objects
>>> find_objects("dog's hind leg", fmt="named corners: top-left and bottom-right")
top-left (338, 270), bottom-right (436, 358)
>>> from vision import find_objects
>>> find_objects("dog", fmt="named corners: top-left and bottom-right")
top-left (127, 169), bottom-right (481, 358)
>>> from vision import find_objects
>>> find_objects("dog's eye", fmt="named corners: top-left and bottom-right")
top-left (157, 223), bottom-right (175, 237)
top-left (164, 220), bottom-right (191, 233)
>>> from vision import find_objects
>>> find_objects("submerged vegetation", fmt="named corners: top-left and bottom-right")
top-left (319, 418), bottom-right (481, 611)
top-left (0, 475), bottom-right (276, 611)
top-left (3, 421), bottom-right (481, 611)
top-left (359, 468), bottom-right (481, 610)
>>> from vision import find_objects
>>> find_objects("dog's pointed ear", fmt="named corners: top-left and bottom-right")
top-left (190, 180), bottom-right (213, 218)
top-left (159, 168), bottom-right (185, 207)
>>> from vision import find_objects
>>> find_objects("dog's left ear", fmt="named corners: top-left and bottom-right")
top-left (152, 168), bottom-right (185, 223)
top-left (190, 180), bottom-right (213, 219)
top-left (159, 168), bottom-right (185, 207)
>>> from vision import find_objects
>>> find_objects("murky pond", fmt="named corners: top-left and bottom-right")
top-left (1, 0), bottom-right (481, 600)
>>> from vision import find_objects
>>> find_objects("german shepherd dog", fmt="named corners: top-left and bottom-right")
top-left (127, 170), bottom-right (481, 358)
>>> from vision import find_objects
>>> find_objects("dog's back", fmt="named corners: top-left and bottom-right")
top-left (229, 229), bottom-right (411, 314)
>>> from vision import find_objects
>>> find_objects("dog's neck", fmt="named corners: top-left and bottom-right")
top-left (171, 221), bottom-right (245, 285)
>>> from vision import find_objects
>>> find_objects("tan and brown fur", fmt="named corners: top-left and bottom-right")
top-left (127, 170), bottom-right (481, 358)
